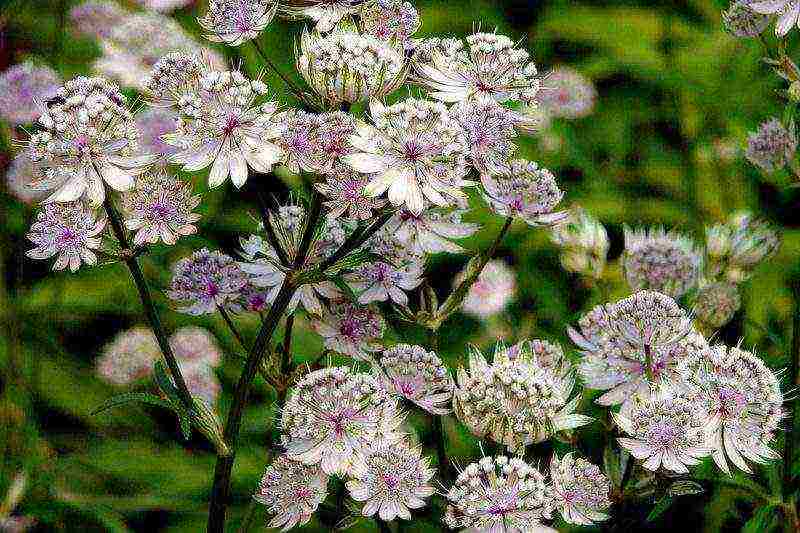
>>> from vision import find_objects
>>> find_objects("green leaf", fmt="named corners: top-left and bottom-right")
top-left (742, 504), bottom-right (780, 533)
top-left (647, 495), bottom-right (675, 522)
top-left (153, 360), bottom-right (182, 406)
top-left (90, 392), bottom-right (175, 416)
top-left (603, 443), bottom-right (623, 489)
top-left (668, 480), bottom-right (704, 497)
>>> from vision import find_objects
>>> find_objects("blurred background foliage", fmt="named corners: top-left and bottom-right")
top-left (1, 0), bottom-right (799, 531)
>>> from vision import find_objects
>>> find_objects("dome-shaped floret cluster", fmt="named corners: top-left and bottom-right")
top-left (622, 226), bottom-right (702, 298)
top-left (550, 453), bottom-right (612, 526)
top-left (311, 300), bottom-right (385, 360)
top-left (550, 207), bottom-right (609, 279)
top-left (480, 159), bottom-right (567, 227)
top-left (168, 248), bottom-right (249, 315)
top-left (677, 345), bottom-right (784, 474)
top-left (746, 117), bottom-right (797, 173)
top-left (443, 455), bottom-right (554, 531)
top-left (614, 394), bottom-right (712, 474)
top-left (693, 282), bottom-right (741, 331)
top-left (144, 52), bottom-right (207, 107)
top-left (360, 0), bottom-right (421, 43)
top-left (344, 98), bottom-right (470, 215)
top-left (413, 31), bottom-right (540, 104)
top-left (297, 28), bottom-right (406, 106)
top-left (454, 341), bottom-right (591, 453)
top-left (706, 211), bottom-right (780, 282)
top-left (722, 0), bottom-right (770, 37)
top-left (570, 291), bottom-right (704, 408)
top-left (254, 455), bottom-right (328, 532)
top-left (26, 201), bottom-right (106, 272)
top-left (450, 96), bottom-right (522, 172)
top-left (199, 0), bottom-right (278, 46)
top-left (26, 76), bottom-right (157, 206)
top-left (346, 440), bottom-right (435, 521)
top-left (375, 344), bottom-right (454, 414)
top-left (280, 366), bottom-right (404, 475)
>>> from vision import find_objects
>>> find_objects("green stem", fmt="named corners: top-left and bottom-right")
top-left (101, 191), bottom-right (194, 410)
top-left (219, 306), bottom-right (247, 351)
top-left (256, 188), bottom-right (291, 268)
top-left (316, 211), bottom-right (395, 273)
top-left (280, 313), bottom-right (295, 376)
top-left (430, 216), bottom-right (513, 329)
top-left (251, 39), bottom-right (312, 108)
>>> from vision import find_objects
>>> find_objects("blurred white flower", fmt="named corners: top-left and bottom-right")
top-left (538, 67), bottom-right (597, 119)
top-left (459, 259), bottom-right (516, 319)
top-left (0, 61), bottom-right (60, 125)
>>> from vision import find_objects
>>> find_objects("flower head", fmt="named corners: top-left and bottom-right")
top-left (570, 291), bottom-right (704, 408)
top-left (96, 327), bottom-right (160, 385)
top-left (254, 455), bottom-right (328, 532)
top-left (25, 76), bottom-right (157, 205)
top-left (538, 67), bottom-right (596, 119)
top-left (481, 160), bottom-right (567, 227)
top-left (144, 52), bottom-right (207, 107)
top-left (550, 453), bottom-right (611, 526)
top-left (615, 394), bottom-right (712, 474)
top-left (622, 227), bottom-right (702, 298)
top-left (388, 208), bottom-right (479, 254)
top-left (0, 62), bottom-right (60, 125)
top-left (693, 282), bottom-right (741, 331)
top-left (316, 171), bottom-right (386, 220)
top-left (165, 69), bottom-right (284, 188)
top-left (70, 1), bottom-right (127, 39)
top-left (279, 110), bottom-right (358, 174)
top-left (459, 259), bottom-right (516, 319)
top-left (121, 170), bottom-right (201, 246)
top-left (375, 344), bottom-right (454, 414)
top-left (199, 0), bottom-right (278, 46)
top-left (297, 28), bottom-right (406, 106)
top-left (451, 99), bottom-right (522, 172)
top-left (347, 440), bottom-right (435, 521)
top-left (443, 455), bottom-right (554, 531)
top-left (706, 211), bottom-right (780, 282)
top-left (413, 32), bottom-right (540, 104)
top-left (26, 201), bottom-right (106, 272)
top-left (360, 0), bottom-right (421, 43)
top-left (750, 0), bottom-right (800, 36)
top-left (169, 326), bottom-right (223, 368)
top-left (280, 366), bottom-right (404, 475)
top-left (311, 300), bottom-right (385, 360)
top-left (745, 117), bottom-right (797, 172)
top-left (454, 341), bottom-right (591, 453)
top-left (168, 248), bottom-right (248, 315)
top-left (677, 345), bottom-right (783, 474)
top-left (345, 98), bottom-right (470, 215)
top-left (723, 1), bottom-right (771, 37)
top-left (550, 208), bottom-right (609, 278)
top-left (279, 0), bottom-right (366, 32)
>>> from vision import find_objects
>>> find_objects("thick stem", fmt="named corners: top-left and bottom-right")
top-left (430, 216), bottom-right (513, 329)
top-left (101, 193), bottom-right (194, 410)
top-left (783, 278), bottom-right (800, 500)
top-left (280, 313), bottom-right (295, 375)
top-left (207, 194), bottom-right (324, 533)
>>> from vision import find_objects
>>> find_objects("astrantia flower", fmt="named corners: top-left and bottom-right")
top-left (375, 344), bottom-right (453, 414)
top-left (344, 98), bottom-right (470, 215)
top-left (443, 456), bottom-right (554, 531)
top-left (360, 0), bottom-right (421, 43)
top-left (278, 110), bottom-right (358, 174)
top-left (745, 117), bottom-right (797, 172)
top-left (121, 170), bottom-right (201, 246)
top-left (538, 67), bottom-right (597, 119)
top-left (0, 62), bottom-right (60, 125)
top-left (347, 440), bottom-right (435, 521)
top-left (26, 201), bottom-right (106, 272)
top-left (25, 76), bottom-right (157, 205)
top-left (614, 394), bottom-right (712, 474)
top-left (677, 345), bottom-right (783, 474)
top-left (135, 108), bottom-right (180, 159)
top-left (459, 259), bottom-right (516, 319)
top-left (280, 366), bottom-right (404, 475)
top-left (96, 327), bottom-right (160, 385)
top-left (570, 291), bottom-right (705, 408)
top-left (345, 228), bottom-right (425, 305)
top-left (454, 341), bottom-right (591, 453)
top-left (170, 326), bottom-right (222, 367)
top-left (316, 171), bottom-right (385, 220)
top-left (706, 211), bottom-right (780, 282)
top-left (723, 0), bottom-right (771, 37)
top-left (297, 28), bottom-right (406, 106)
top-left (388, 208), bottom-right (479, 254)
top-left (622, 227), bottom-right (702, 298)
top-left (70, 1), bottom-right (127, 39)
top-left (413, 32), bottom-right (540, 104)
top-left (311, 300), bottom-right (385, 360)
top-left (254, 456), bottom-right (328, 532)
top-left (550, 453), bottom-right (611, 526)
top-left (239, 206), bottom-right (343, 315)
top-left (481, 160), bottom-right (567, 227)
top-left (168, 248), bottom-right (248, 315)
top-left (693, 282), bottom-right (741, 331)
top-left (165, 69), bottom-right (284, 188)
top-left (750, 0), bottom-right (800, 36)
top-left (550, 208), bottom-right (609, 278)
top-left (451, 99), bottom-right (522, 172)
top-left (279, 0), bottom-right (365, 32)
top-left (6, 152), bottom-right (48, 205)
top-left (144, 52), bottom-right (207, 107)
top-left (199, 0), bottom-right (278, 46)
